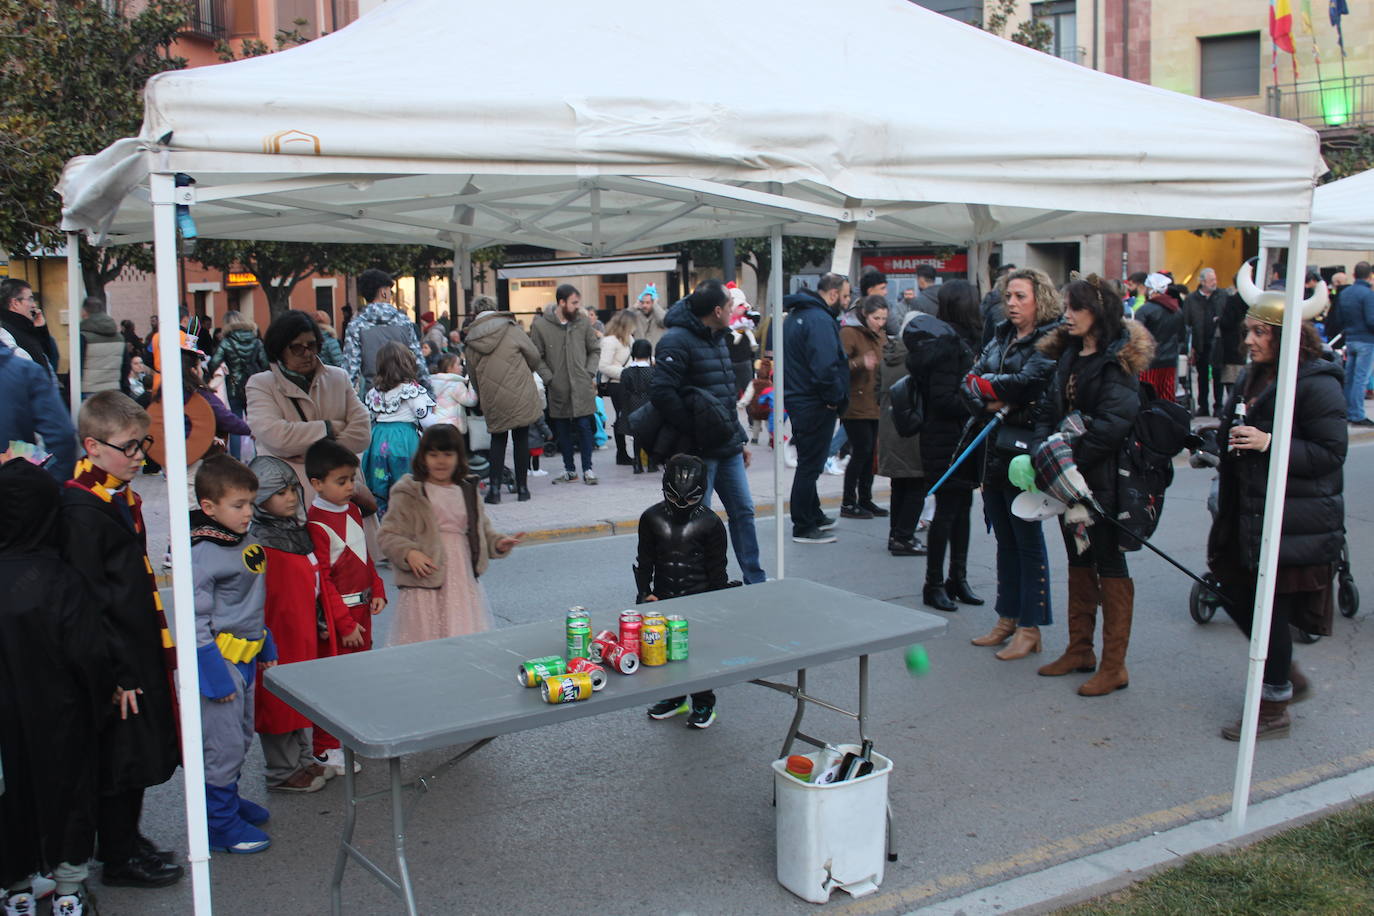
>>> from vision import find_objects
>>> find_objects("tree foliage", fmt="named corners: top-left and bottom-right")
top-left (682, 236), bottom-right (832, 303)
top-left (982, 0), bottom-right (1054, 53)
top-left (1323, 129), bottom-right (1374, 182)
top-left (0, 0), bottom-right (187, 292)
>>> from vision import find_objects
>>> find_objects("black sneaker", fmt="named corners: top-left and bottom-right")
top-left (858, 500), bottom-right (890, 517)
top-left (686, 703), bottom-right (717, 729)
top-left (840, 503), bottom-right (874, 519)
top-left (792, 528), bottom-right (837, 544)
top-left (818, 514), bottom-right (838, 530)
top-left (647, 697), bottom-right (690, 720)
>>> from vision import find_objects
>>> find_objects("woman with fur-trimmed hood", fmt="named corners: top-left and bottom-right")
top-left (1032, 276), bottom-right (1154, 698)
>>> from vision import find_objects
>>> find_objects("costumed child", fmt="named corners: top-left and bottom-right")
top-left (191, 455), bottom-right (276, 854)
top-left (637, 455), bottom-right (737, 730)
top-left (249, 455), bottom-right (342, 795)
top-left (305, 438), bottom-right (386, 777)
top-left (617, 338), bottom-right (655, 473)
top-left (362, 341), bottom-right (438, 514)
top-left (61, 391), bottom-right (184, 891)
top-left (379, 424), bottom-right (523, 646)
top-left (1, 458), bottom-right (112, 916)
top-left (430, 353), bottom-right (478, 433)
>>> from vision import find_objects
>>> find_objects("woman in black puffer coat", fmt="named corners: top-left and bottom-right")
top-left (904, 280), bottom-right (982, 611)
top-left (1032, 278), bottom-right (1152, 697)
top-left (1207, 282), bottom-right (1345, 742)
top-left (961, 268), bottom-right (1061, 658)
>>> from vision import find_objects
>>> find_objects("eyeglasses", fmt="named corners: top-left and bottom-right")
top-left (95, 436), bottom-right (155, 458)
top-left (286, 341), bottom-right (320, 356)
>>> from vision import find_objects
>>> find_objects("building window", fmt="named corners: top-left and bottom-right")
top-left (909, 0), bottom-right (983, 25)
top-left (1200, 32), bottom-right (1261, 99)
top-left (186, 0), bottom-right (228, 38)
top-left (1033, 0), bottom-right (1078, 62)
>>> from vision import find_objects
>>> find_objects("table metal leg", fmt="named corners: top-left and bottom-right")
top-left (330, 747), bottom-right (359, 916)
top-left (778, 668), bottom-right (807, 759)
top-left (858, 654), bottom-right (870, 744)
top-left (391, 757), bottom-right (420, 916)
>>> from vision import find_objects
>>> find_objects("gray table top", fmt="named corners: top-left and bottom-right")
top-left (264, 578), bottom-right (945, 757)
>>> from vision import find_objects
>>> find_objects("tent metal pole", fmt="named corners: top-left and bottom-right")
top-left (151, 171), bottom-right (214, 916)
top-left (1227, 223), bottom-right (1309, 836)
top-left (66, 232), bottom-right (84, 416)
top-left (771, 223), bottom-right (785, 579)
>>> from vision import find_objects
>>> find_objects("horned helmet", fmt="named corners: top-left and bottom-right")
top-left (1234, 260), bottom-right (1328, 327)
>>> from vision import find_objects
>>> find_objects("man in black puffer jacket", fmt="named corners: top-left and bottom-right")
top-left (650, 280), bottom-right (765, 587)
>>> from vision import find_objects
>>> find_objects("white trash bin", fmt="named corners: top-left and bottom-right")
top-left (772, 745), bottom-right (892, 903)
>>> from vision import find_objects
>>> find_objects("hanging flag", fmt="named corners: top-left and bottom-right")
top-left (1302, 0), bottom-right (1322, 69)
top-left (1271, 0), bottom-right (1296, 54)
top-left (1330, 0), bottom-right (1349, 56)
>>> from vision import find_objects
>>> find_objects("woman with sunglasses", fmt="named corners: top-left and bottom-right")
top-left (246, 310), bottom-right (371, 495)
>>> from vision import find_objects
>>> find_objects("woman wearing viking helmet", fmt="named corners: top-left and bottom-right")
top-left (1204, 262), bottom-right (1346, 741)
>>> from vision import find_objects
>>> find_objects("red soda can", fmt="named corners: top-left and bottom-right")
top-left (566, 657), bottom-right (608, 691)
top-left (618, 612), bottom-right (642, 655)
top-left (604, 644), bottom-right (640, 675)
top-left (590, 630), bottom-right (619, 663)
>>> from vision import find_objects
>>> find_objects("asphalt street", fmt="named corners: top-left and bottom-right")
top-left (100, 440), bottom-right (1374, 915)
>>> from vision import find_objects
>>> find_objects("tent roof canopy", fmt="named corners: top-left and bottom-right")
top-left (60, 0), bottom-right (1324, 253)
top-left (1258, 168), bottom-right (1374, 251)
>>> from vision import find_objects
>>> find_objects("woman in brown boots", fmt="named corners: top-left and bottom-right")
top-left (1032, 276), bottom-right (1153, 695)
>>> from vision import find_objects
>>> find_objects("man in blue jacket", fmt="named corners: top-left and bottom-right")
top-left (783, 273), bottom-right (850, 544)
top-left (1339, 261), bottom-right (1374, 426)
top-left (0, 343), bottom-right (76, 479)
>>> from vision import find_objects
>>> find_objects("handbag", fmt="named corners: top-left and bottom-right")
top-left (993, 423), bottom-right (1036, 457)
top-left (885, 375), bottom-right (925, 438)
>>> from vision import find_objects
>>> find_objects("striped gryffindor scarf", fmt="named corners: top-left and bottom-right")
top-left (68, 458), bottom-right (177, 671)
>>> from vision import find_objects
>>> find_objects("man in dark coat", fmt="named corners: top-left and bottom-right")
top-left (0, 278), bottom-right (57, 381)
top-left (650, 279), bottom-right (765, 585)
top-left (62, 391), bottom-right (183, 890)
top-left (0, 460), bottom-right (112, 914)
top-left (1183, 268), bottom-right (1226, 416)
top-left (782, 273), bottom-right (850, 544)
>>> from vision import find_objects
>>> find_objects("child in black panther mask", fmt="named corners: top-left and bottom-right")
top-left (636, 454), bottom-right (732, 729)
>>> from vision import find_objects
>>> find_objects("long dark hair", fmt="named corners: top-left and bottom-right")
top-left (1242, 321), bottom-right (1326, 397)
top-left (935, 279), bottom-right (981, 341)
top-left (1063, 276), bottom-right (1123, 351)
top-left (411, 423), bottom-right (470, 482)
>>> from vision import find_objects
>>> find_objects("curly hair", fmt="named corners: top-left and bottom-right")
top-left (372, 341), bottom-right (419, 393)
top-left (1000, 267), bottom-right (1063, 326)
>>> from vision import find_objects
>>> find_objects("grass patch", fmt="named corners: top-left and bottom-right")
top-left (1062, 801), bottom-right (1374, 915)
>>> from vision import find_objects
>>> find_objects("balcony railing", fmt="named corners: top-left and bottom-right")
top-left (185, 0), bottom-right (227, 39)
top-left (1266, 74), bottom-right (1374, 129)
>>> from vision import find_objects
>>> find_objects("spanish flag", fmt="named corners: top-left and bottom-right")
top-left (1271, 0), bottom-right (1296, 53)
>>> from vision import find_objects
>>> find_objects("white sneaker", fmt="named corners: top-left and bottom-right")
top-left (51, 891), bottom-right (86, 916)
top-left (2, 891), bottom-right (36, 916)
top-left (784, 444), bottom-right (798, 468)
top-left (314, 748), bottom-right (361, 776)
top-left (582, 469), bottom-right (598, 485)
top-left (824, 456), bottom-right (849, 476)
top-left (528, 468), bottom-right (549, 477)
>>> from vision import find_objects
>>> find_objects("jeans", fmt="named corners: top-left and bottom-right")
top-left (703, 451), bottom-right (766, 584)
top-left (840, 418), bottom-right (878, 505)
top-left (828, 423), bottom-right (848, 458)
top-left (982, 487), bottom-right (1052, 627)
top-left (227, 394), bottom-right (247, 460)
top-left (552, 415), bottom-right (596, 472)
top-left (789, 405), bottom-right (836, 534)
top-left (489, 426), bottom-right (530, 490)
top-left (1343, 340), bottom-right (1374, 421)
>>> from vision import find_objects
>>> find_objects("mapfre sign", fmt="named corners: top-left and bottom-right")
top-left (861, 253), bottom-right (968, 274)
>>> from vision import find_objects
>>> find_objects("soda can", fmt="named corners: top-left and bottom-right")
top-left (604, 644), bottom-right (640, 675)
top-left (566, 621), bottom-right (592, 660)
top-left (641, 623), bottom-right (667, 666)
top-left (667, 615), bottom-right (689, 662)
top-left (642, 611), bottom-right (667, 630)
top-left (517, 656), bottom-right (567, 687)
top-left (618, 612), bottom-right (643, 655)
top-left (566, 657), bottom-right (608, 691)
top-left (540, 672), bottom-right (594, 704)
top-left (590, 630), bottom-right (619, 663)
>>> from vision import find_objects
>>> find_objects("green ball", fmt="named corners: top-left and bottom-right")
top-left (1008, 454), bottom-right (1037, 491)
top-left (904, 644), bottom-right (931, 676)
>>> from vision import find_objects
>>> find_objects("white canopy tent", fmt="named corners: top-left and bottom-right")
top-left (1259, 168), bottom-right (1374, 250)
top-left (57, 1), bottom-right (1326, 913)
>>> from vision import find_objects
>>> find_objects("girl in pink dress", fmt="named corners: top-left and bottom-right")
top-left (378, 425), bottom-right (523, 646)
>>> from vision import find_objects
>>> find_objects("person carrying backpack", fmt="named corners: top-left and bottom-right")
top-left (207, 311), bottom-right (268, 459)
top-left (342, 269), bottom-right (430, 396)
top-left (1032, 276), bottom-right (1153, 697)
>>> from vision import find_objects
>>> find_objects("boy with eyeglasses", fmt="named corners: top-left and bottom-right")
top-left (61, 391), bottom-right (184, 895)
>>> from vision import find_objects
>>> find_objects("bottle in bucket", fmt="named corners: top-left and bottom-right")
top-left (566, 608), bottom-right (592, 660)
top-left (785, 755), bottom-right (814, 783)
top-left (666, 615), bottom-right (689, 661)
top-left (604, 644), bottom-right (640, 674)
top-left (590, 629), bottom-right (619, 663)
top-left (641, 621), bottom-right (667, 666)
top-left (618, 612), bottom-right (642, 655)
top-left (517, 655), bottom-right (567, 687)
top-left (566, 657), bottom-right (608, 691)
top-left (540, 672), bottom-right (595, 704)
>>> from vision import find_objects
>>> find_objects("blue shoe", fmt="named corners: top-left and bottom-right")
top-left (237, 795), bottom-right (270, 827)
top-left (206, 784), bottom-right (271, 855)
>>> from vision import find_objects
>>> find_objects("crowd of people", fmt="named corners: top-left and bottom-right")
top-left (0, 254), bottom-right (1365, 913)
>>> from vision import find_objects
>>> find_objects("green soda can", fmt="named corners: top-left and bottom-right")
top-left (566, 607), bottom-right (592, 660)
top-left (666, 615), bottom-right (689, 661)
top-left (517, 655), bottom-right (567, 687)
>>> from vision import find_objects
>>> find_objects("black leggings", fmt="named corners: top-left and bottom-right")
top-left (926, 487), bottom-right (973, 585)
top-left (1221, 575), bottom-right (1294, 688)
top-left (841, 418), bottom-right (878, 505)
top-left (488, 426), bottom-right (529, 491)
top-left (1059, 516), bottom-right (1129, 579)
top-left (92, 787), bottom-right (145, 866)
top-left (889, 477), bottom-right (927, 541)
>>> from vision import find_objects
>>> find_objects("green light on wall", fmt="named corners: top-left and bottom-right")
top-left (1322, 85), bottom-right (1351, 126)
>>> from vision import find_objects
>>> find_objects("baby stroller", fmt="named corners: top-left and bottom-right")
top-left (1189, 477), bottom-right (1359, 640)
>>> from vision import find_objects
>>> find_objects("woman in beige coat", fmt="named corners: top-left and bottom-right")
top-left (462, 296), bottom-right (545, 504)
top-left (246, 310), bottom-right (371, 497)
top-left (598, 309), bottom-right (636, 466)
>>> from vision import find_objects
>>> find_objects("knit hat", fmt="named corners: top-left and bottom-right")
top-left (638, 284), bottom-right (658, 303)
top-left (421, 310), bottom-right (436, 325)
top-left (1144, 273), bottom-right (1170, 295)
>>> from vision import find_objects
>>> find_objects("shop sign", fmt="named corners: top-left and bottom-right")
top-left (227, 272), bottom-right (257, 286)
top-left (861, 253), bottom-right (968, 274)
